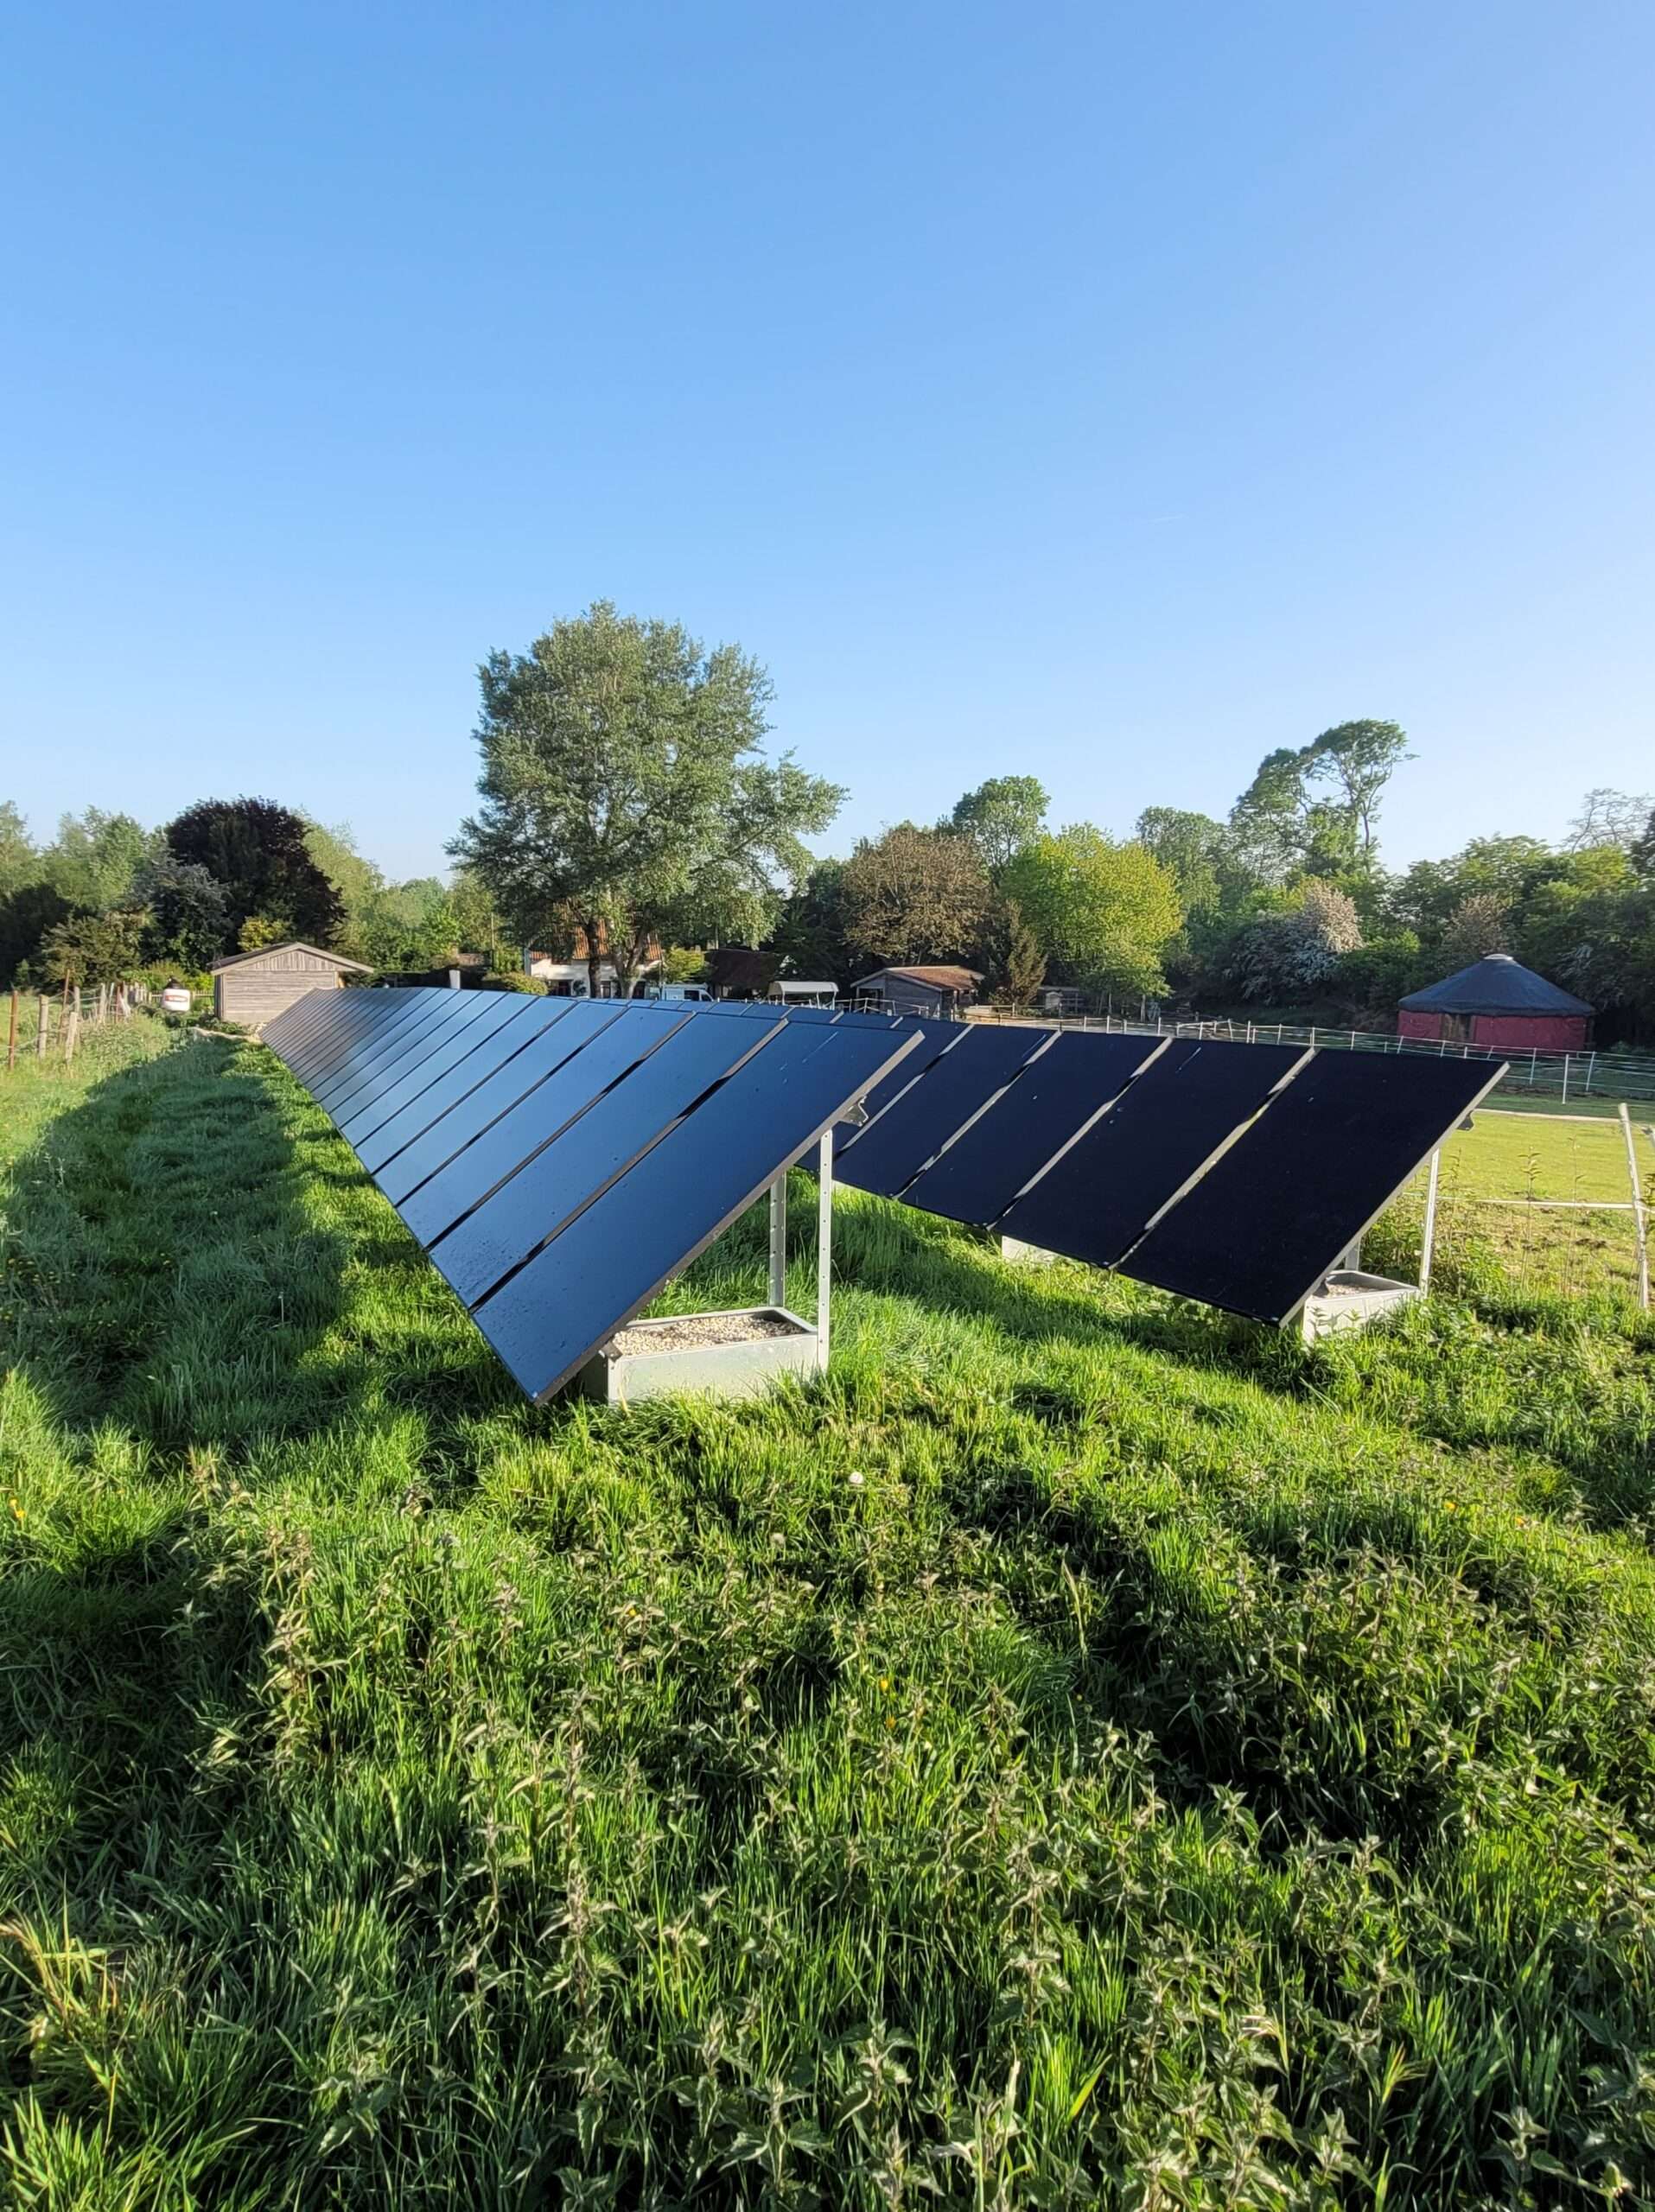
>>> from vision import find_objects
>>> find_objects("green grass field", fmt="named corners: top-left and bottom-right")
top-left (1384, 1105), bottom-right (1652, 1300)
top-left (3, 1022), bottom-right (1655, 2207)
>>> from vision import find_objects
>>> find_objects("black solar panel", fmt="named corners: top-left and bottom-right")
top-left (338, 992), bottom-right (537, 1146)
top-left (375, 1001), bottom-right (623, 1208)
top-left (833, 1025), bottom-right (1049, 1198)
top-left (1119, 1048), bottom-right (1499, 1321)
top-left (280, 988), bottom-right (410, 1084)
top-left (473, 1019), bottom-right (920, 1401)
top-left (291, 988), bottom-right (433, 1093)
top-left (315, 992), bottom-right (487, 1120)
top-left (832, 1019), bottom-right (961, 1156)
top-left (397, 1004), bottom-right (691, 1245)
top-left (264, 990), bottom-right (338, 1061)
top-left (900, 1030), bottom-right (1164, 1225)
top-left (430, 1008), bottom-right (781, 1307)
top-left (357, 1000), bottom-right (576, 1177)
top-left (997, 1037), bottom-right (1306, 1266)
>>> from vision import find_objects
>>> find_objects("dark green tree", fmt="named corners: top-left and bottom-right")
top-left (451, 604), bottom-right (843, 996)
top-left (165, 798), bottom-right (343, 946)
top-left (0, 883), bottom-right (72, 987)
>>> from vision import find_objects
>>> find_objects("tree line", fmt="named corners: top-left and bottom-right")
top-left (0, 797), bottom-right (504, 992)
top-left (6, 601), bottom-right (1653, 1041)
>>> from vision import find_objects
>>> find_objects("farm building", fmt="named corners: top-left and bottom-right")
top-left (1397, 952), bottom-right (1593, 1051)
top-left (852, 964), bottom-right (983, 1017)
top-left (211, 941), bottom-right (372, 1027)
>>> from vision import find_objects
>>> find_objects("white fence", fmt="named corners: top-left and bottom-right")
top-left (962, 1004), bottom-right (1655, 1106)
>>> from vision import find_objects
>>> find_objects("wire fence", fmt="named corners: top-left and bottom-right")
top-left (961, 1003), bottom-right (1655, 1105)
top-left (3, 982), bottom-right (155, 1071)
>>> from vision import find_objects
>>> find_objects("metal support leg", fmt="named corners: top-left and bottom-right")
top-left (817, 1131), bottom-right (832, 1370)
top-left (1420, 1148), bottom-right (1442, 1294)
top-left (768, 1171), bottom-right (787, 1311)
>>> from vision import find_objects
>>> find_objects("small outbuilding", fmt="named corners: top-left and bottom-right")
top-left (1397, 953), bottom-right (1593, 1052)
top-left (211, 941), bottom-right (372, 1028)
top-left (851, 964), bottom-right (983, 1018)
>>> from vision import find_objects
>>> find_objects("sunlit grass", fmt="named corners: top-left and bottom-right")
top-left (3, 1023), bottom-right (1654, 2206)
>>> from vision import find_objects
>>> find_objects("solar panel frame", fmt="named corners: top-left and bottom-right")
top-left (1117, 1048), bottom-right (1506, 1323)
top-left (832, 1018), bottom-right (963, 1156)
top-left (264, 990), bottom-right (339, 1061)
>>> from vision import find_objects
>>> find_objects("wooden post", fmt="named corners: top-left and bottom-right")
top-left (1420, 1147), bottom-right (1442, 1294)
top-left (64, 998), bottom-right (80, 1064)
top-left (1620, 1104), bottom-right (1649, 1313)
top-left (6, 988), bottom-right (16, 1071)
top-left (36, 995), bottom-right (48, 1057)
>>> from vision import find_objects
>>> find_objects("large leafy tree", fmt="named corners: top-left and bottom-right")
top-left (949, 776), bottom-right (1049, 875)
top-left (451, 604), bottom-right (843, 995)
top-left (1002, 827), bottom-right (1183, 999)
top-left (840, 823), bottom-right (993, 969)
top-left (1230, 721), bottom-right (1411, 882)
top-left (166, 798), bottom-right (343, 946)
top-left (41, 809), bottom-right (153, 911)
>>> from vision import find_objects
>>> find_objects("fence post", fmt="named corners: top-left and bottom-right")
top-left (64, 998), bottom-right (80, 1064)
top-left (1583, 1050), bottom-right (1597, 1096)
top-left (36, 995), bottom-right (48, 1057)
top-left (1308, 1026), bottom-right (1316, 1050)
top-left (5, 988), bottom-right (15, 1071)
top-left (1619, 1104), bottom-right (1649, 1311)
top-left (1561, 1054), bottom-right (1569, 1106)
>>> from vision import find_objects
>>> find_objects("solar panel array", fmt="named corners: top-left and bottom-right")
top-left (834, 1021), bottom-right (1500, 1324)
top-left (263, 988), bottom-right (919, 1400)
top-left (267, 988), bottom-right (1503, 1390)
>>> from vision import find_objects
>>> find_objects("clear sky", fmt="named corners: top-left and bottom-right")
top-left (3, 1), bottom-right (1652, 882)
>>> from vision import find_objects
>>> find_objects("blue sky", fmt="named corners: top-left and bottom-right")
top-left (3, 1), bottom-right (1651, 881)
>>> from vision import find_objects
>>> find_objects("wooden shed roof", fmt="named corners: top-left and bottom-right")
top-left (209, 941), bottom-right (372, 975)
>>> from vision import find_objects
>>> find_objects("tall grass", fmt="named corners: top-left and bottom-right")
top-left (3, 1025), bottom-right (1653, 2206)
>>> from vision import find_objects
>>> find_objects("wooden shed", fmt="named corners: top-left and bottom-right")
top-left (850, 964), bottom-right (983, 1018)
top-left (210, 942), bottom-right (372, 1028)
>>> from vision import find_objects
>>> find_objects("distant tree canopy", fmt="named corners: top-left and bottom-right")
top-left (451, 604), bottom-right (843, 995)
top-left (840, 823), bottom-right (993, 969)
top-left (1229, 721), bottom-right (1411, 882)
top-left (1003, 828), bottom-right (1183, 999)
top-left (165, 797), bottom-right (342, 948)
top-left (949, 776), bottom-right (1049, 875)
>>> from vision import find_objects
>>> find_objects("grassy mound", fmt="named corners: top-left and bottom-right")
top-left (3, 1025), bottom-right (1653, 2206)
